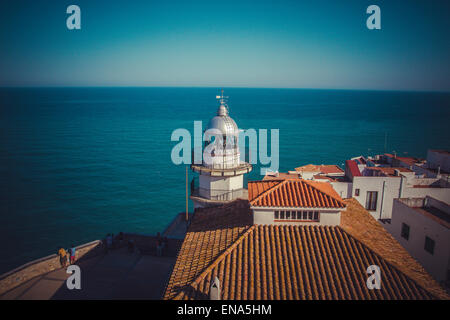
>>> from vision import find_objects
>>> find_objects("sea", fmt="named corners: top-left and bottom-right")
top-left (1, 87), bottom-right (449, 274)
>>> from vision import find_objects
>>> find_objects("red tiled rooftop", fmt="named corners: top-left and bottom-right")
top-left (364, 167), bottom-right (413, 177)
top-left (384, 154), bottom-right (420, 166)
top-left (248, 179), bottom-right (345, 209)
top-left (397, 157), bottom-right (419, 166)
top-left (163, 200), bottom-right (252, 300)
top-left (263, 172), bottom-right (301, 181)
top-left (345, 160), bottom-right (361, 177)
top-left (295, 164), bottom-right (344, 174)
top-left (164, 199), bottom-right (449, 300)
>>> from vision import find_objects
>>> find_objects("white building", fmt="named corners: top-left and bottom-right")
top-left (388, 196), bottom-right (450, 288)
top-left (249, 179), bottom-right (346, 226)
top-left (331, 158), bottom-right (450, 221)
top-left (190, 92), bottom-right (252, 209)
top-left (425, 150), bottom-right (450, 177)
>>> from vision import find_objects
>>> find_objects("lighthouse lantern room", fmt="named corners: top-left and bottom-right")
top-left (190, 91), bottom-right (252, 209)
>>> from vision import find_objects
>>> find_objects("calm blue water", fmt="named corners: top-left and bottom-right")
top-left (1, 87), bottom-right (449, 273)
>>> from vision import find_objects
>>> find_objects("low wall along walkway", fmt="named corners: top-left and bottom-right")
top-left (0, 240), bottom-right (103, 296)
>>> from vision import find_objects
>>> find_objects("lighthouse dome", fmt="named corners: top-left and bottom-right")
top-left (205, 103), bottom-right (239, 138)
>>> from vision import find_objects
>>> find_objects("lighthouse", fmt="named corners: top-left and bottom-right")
top-left (190, 91), bottom-right (252, 209)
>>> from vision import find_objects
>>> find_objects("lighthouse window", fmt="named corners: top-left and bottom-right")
top-left (274, 211), bottom-right (279, 219)
top-left (280, 211), bottom-right (285, 219)
top-left (285, 211), bottom-right (291, 219)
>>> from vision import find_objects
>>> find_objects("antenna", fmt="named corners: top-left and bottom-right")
top-left (216, 89), bottom-right (229, 113)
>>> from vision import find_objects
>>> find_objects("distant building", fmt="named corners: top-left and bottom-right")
top-left (331, 153), bottom-right (450, 221)
top-left (263, 171), bottom-right (300, 181)
top-left (294, 164), bottom-right (344, 180)
top-left (426, 150), bottom-right (450, 176)
top-left (388, 196), bottom-right (450, 288)
top-left (248, 179), bottom-right (345, 226)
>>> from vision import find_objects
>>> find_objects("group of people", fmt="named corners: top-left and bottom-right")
top-left (104, 232), bottom-right (128, 252)
top-left (57, 232), bottom-right (168, 266)
top-left (57, 245), bottom-right (76, 268)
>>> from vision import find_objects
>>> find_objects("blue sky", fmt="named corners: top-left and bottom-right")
top-left (1, 0), bottom-right (449, 90)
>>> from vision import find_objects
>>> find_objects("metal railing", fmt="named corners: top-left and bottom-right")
top-left (191, 187), bottom-right (246, 201)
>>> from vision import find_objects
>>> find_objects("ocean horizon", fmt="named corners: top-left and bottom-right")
top-left (1, 87), bottom-right (449, 274)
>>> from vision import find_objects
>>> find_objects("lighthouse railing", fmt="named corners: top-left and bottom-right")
top-left (191, 187), bottom-right (246, 201)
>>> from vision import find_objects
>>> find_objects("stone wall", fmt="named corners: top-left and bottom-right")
top-left (0, 240), bottom-right (102, 296)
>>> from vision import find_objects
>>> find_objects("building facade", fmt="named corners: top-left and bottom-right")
top-left (388, 196), bottom-right (450, 288)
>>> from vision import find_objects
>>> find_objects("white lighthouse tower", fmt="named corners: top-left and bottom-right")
top-left (190, 91), bottom-right (252, 209)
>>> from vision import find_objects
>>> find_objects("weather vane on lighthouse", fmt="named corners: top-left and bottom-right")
top-left (216, 89), bottom-right (229, 113)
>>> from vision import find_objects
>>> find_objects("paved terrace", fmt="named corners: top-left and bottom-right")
top-left (0, 235), bottom-right (182, 300)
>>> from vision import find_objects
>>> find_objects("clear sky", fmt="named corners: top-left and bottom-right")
top-left (1, 0), bottom-right (449, 90)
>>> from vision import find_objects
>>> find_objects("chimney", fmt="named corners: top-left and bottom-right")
top-left (210, 277), bottom-right (220, 300)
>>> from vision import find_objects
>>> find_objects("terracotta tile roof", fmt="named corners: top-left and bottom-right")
top-left (384, 155), bottom-right (420, 166)
top-left (247, 180), bottom-right (283, 202)
top-left (345, 160), bottom-right (361, 178)
top-left (248, 179), bottom-right (345, 209)
top-left (295, 164), bottom-right (344, 174)
top-left (263, 172), bottom-right (301, 181)
top-left (164, 198), bottom-right (449, 300)
top-left (363, 167), bottom-right (412, 177)
top-left (163, 200), bottom-right (252, 300)
top-left (340, 198), bottom-right (449, 300)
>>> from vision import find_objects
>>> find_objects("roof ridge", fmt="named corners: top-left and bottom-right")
top-left (251, 179), bottom-right (345, 208)
top-left (249, 180), bottom-right (286, 206)
top-left (302, 179), bottom-right (345, 208)
top-left (337, 226), bottom-right (449, 300)
top-left (173, 225), bottom-right (257, 300)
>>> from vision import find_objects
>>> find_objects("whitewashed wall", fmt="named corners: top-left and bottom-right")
top-left (388, 199), bottom-right (450, 284)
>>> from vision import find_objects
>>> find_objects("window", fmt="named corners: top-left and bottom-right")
top-left (274, 210), bottom-right (319, 222)
top-left (401, 223), bottom-right (410, 240)
top-left (365, 191), bottom-right (378, 211)
top-left (355, 189), bottom-right (360, 196)
top-left (313, 211), bottom-right (319, 220)
top-left (424, 236), bottom-right (435, 255)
